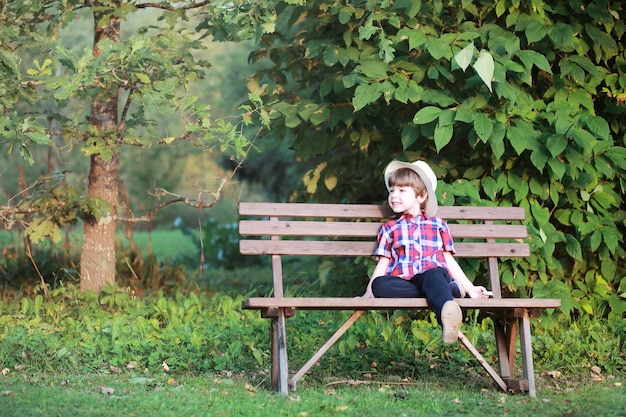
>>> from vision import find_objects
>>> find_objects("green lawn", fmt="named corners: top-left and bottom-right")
top-left (1, 372), bottom-right (624, 417)
top-left (0, 228), bottom-right (199, 262)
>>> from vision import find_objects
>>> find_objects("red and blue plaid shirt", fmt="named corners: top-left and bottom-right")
top-left (374, 212), bottom-right (455, 279)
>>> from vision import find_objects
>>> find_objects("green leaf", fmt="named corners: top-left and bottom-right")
top-left (481, 176), bottom-right (499, 199)
top-left (565, 234), bottom-right (583, 260)
top-left (605, 146), bottom-right (626, 170)
top-left (359, 59), bottom-right (391, 79)
top-left (507, 122), bottom-right (533, 155)
top-left (546, 134), bottom-right (568, 157)
top-left (473, 112), bottom-right (493, 142)
top-left (473, 50), bottom-right (494, 92)
top-left (425, 37), bottom-right (452, 60)
top-left (530, 148), bottom-right (550, 172)
top-left (413, 106), bottom-right (441, 124)
top-left (358, 24), bottom-right (379, 41)
top-left (353, 83), bottom-right (382, 111)
top-left (438, 109), bottom-right (455, 126)
top-left (434, 123), bottom-right (453, 152)
top-left (488, 123), bottom-right (506, 159)
top-left (548, 23), bottom-right (576, 52)
top-left (401, 125), bottom-right (419, 150)
top-left (516, 50), bottom-right (552, 74)
top-left (525, 21), bottom-right (547, 44)
top-left (583, 115), bottom-right (611, 140)
top-left (454, 42), bottom-right (475, 71)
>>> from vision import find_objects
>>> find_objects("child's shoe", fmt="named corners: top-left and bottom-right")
top-left (441, 301), bottom-right (462, 344)
top-left (449, 281), bottom-right (465, 298)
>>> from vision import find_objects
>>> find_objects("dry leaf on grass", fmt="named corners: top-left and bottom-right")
top-left (99, 386), bottom-right (115, 395)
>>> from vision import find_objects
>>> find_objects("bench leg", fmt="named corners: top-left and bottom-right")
top-left (270, 308), bottom-right (289, 395)
top-left (493, 311), bottom-right (535, 396)
top-left (458, 331), bottom-right (508, 392)
top-left (519, 311), bottom-right (536, 398)
top-left (494, 318), bottom-right (517, 379)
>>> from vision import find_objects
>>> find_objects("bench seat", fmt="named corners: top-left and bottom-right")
top-left (242, 297), bottom-right (561, 311)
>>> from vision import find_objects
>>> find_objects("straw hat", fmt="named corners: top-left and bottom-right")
top-left (383, 160), bottom-right (438, 217)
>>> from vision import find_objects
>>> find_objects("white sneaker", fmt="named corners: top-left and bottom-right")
top-left (441, 301), bottom-right (462, 344)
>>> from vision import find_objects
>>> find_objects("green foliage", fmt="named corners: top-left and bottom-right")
top-left (0, 286), bottom-right (624, 385)
top-left (249, 0), bottom-right (626, 320)
top-left (0, 285), bottom-right (268, 374)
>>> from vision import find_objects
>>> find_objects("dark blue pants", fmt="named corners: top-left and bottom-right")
top-left (371, 267), bottom-right (454, 324)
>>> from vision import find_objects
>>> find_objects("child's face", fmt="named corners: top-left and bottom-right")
top-left (388, 185), bottom-right (427, 216)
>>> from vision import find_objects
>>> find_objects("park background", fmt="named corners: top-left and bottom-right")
top-left (0, 1), bottom-right (625, 415)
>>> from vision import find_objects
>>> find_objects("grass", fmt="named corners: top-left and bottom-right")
top-left (1, 371), bottom-right (624, 417)
top-left (0, 228), bottom-right (199, 263)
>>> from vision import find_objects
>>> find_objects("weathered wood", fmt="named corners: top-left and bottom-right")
top-left (239, 202), bottom-right (526, 221)
top-left (243, 297), bottom-right (562, 310)
top-left (239, 220), bottom-right (528, 239)
top-left (240, 240), bottom-right (530, 258)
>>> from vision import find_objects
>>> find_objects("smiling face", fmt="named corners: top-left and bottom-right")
top-left (387, 168), bottom-right (428, 216)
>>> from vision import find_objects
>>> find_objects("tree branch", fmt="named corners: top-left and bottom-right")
top-left (135, 1), bottom-right (213, 11)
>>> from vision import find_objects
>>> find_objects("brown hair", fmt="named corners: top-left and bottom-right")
top-left (388, 168), bottom-right (427, 198)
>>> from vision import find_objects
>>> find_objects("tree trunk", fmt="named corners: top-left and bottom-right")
top-left (80, 12), bottom-right (121, 293)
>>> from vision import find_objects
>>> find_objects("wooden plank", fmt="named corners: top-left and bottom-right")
top-left (242, 297), bottom-right (563, 310)
top-left (239, 240), bottom-right (530, 258)
top-left (239, 220), bottom-right (528, 239)
top-left (239, 202), bottom-right (526, 221)
top-left (458, 331), bottom-right (508, 392)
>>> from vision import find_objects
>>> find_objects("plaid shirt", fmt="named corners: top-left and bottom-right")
top-left (374, 212), bottom-right (455, 279)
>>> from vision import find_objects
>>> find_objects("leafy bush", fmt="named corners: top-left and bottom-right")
top-left (1, 285), bottom-right (624, 386)
top-left (202, 218), bottom-right (268, 270)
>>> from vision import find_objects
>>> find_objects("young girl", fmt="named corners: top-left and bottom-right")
top-left (362, 160), bottom-right (489, 344)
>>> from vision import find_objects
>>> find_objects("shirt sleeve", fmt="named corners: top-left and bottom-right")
top-left (374, 222), bottom-right (393, 259)
top-left (439, 219), bottom-right (455, 253)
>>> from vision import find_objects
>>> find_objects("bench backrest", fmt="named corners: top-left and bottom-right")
top-left (239, 202), bottom-right (529, 299)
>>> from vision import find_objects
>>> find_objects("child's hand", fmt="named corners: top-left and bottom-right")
top-left (468, 286), bottom-right (490, 299)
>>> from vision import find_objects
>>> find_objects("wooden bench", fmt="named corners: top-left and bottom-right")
top-left (239, 202), bottom-right (562, 397)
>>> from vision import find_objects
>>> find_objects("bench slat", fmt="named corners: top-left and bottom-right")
top-left (242, 297), bottom-right (563, 310)
top-left (239, 220), bottom-right (528, 239)
top-left (240, 240), bottom-right (530, 258)
top-left (239, 202), bottom-right (526, 221)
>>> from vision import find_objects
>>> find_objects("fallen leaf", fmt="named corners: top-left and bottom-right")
top-left (14, 365), bottom-right (26, 371)
top-left (1, 368), bottom-right (10, 376)
top-left (244, 383), bottom-right (256, 393)
top-left (452, 398), bottom-right (461, 405)
top-left (162, 362), bottom-right (170, 373)
top-left (126, 361), bottom-right (137, 369)
top-left (336, 406), bottom-right (349, 411)
top-left (109, 365), bottom-right (122, 374)
top-left (1, 390), bottom-right (13, 396)
top-left (99, 386), bottom-right (115, 395)
top-left (167, 378), bottom-right (179, 387)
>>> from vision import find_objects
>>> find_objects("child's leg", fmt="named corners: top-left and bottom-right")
top-left (371, 275), bottom-right (419, 297)
top-left (411, 268), bottom-right (462, 343)
top-left (410, 268), bottom-right (453, 321)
